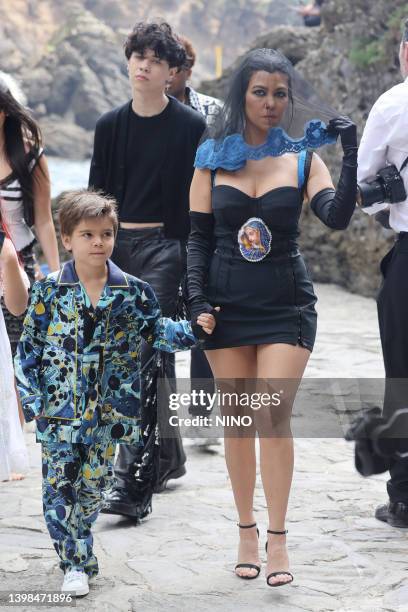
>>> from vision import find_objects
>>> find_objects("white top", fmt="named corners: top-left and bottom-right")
top-left (0, 148), bottom-right (43, 251)
top-left (357, 77), bottom-right (408, 231)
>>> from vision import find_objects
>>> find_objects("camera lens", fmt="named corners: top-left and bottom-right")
top-left (358, 178), bottom-right (387, 208)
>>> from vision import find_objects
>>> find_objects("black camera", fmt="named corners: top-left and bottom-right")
top-left (358, 164), bottom-right (407, 208)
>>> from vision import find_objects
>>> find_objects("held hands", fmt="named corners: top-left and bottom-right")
top-left (196, 306), bottom-right (220, 335)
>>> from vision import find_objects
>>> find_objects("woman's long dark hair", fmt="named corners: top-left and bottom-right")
top-left (0, 73), bottom-right (43, 226)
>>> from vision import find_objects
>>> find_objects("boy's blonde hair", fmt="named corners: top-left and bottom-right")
top-left (58, 189), bottom-right (119, 236)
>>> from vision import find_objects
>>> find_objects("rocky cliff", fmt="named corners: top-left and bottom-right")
top-left (2, 0), bottom-right (408, 296)
top-left (204, 0), bottom-right (408, 296)
top-left (0, 0), bottom-right (298, 157)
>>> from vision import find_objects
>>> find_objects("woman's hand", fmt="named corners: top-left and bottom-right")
top-left (196, 306), bottom-right (220, 335)
top-left (327, 116), bottom-right (357, 152)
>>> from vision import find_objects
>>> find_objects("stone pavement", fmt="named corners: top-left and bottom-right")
top-left (1, 284), bottom-right (408, 612)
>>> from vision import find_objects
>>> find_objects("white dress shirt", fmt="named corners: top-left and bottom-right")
top-left (358, 77), bottom-right (408, 231)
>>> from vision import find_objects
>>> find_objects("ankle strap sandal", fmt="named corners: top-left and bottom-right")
top-left (265, 529), bottom-right (293, 588)
top-left (234, 523), bottom-right (261, 580)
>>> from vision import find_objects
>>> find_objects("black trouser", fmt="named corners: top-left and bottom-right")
top-left (111, 227), bottom-right (186, 493)
top-left (377, 234), bottom-right (408, 503)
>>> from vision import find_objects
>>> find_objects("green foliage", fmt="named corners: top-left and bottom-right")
top-left (387, 4), bottom-right (408, 35)
top-left (349, 40), bottom-right (386, 68)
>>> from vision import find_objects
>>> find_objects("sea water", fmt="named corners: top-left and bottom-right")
top-left (47, 156), bottom-right (91, 198)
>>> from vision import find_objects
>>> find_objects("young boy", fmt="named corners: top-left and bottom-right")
top-left (14, 189), bottom-right (216, 596)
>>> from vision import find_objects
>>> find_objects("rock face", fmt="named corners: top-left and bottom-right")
top-left (1, 0), bottom-right (406, 296)
top-left (202, 0), bottom-right (408, 297)
top-left (0, 0), bottom-right (299, 158)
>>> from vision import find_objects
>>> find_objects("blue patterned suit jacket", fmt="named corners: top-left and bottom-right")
top-left (14, 260), bottom-right (196, 443)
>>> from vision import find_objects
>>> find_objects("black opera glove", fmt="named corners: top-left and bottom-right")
top-left (327, 116), bottom-right (357, 152)
top-left (187, 211), bottom-right (217, 339)
top-left (311, 116), bottom-right (358, 230)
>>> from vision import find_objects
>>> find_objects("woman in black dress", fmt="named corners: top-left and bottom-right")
top-left (187, 49), bottom-right (357, 587)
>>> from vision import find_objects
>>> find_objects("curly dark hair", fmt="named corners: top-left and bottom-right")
top-left (178, 35), bottom-right (196, 70)
top-left (124, 22), bottom-right (186, 69)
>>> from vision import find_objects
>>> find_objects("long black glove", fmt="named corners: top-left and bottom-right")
top-left (310, 116), bottom-right (358, 230)
top-left (187, 211), bottom-right (217, 339)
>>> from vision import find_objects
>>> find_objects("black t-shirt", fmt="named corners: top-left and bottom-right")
top-left (121, 99), bottom-right (173, 222)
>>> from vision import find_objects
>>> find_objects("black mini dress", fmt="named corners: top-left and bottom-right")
top-left (202, 162), bottom-right (317, 352)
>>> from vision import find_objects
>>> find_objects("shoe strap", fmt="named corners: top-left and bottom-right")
top-left (238, 522), bottom-right (257, 529)
top-left (267, 529), bottom-right (288, 535)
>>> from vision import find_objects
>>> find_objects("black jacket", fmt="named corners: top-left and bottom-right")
top-left (88, 97), bottom-right (206, 240)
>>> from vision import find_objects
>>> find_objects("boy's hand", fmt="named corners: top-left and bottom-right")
top-left (196, 306), bottom-right (220, 335)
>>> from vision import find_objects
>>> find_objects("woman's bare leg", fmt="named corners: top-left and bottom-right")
top-left (256, 343), bottom-right (310, 585)
top-left (205, 346), bottom-right (259, 578)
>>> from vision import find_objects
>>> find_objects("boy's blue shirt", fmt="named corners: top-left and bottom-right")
top-left (14, 259), bottom-right (197, 444)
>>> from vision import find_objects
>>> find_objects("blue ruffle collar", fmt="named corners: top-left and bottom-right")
top-left (194, 120), bottom-right (336, 171)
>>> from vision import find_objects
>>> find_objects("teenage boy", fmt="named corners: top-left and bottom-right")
top-left (14, 190), bottom-right (215, 596)
top-left (89, 21), bottom-right (206, 519)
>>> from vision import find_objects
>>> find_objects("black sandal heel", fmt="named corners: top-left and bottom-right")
top-left (265, 529), bottom-right (293, 588)
top-left (235, 523), bottom-right (261, 580)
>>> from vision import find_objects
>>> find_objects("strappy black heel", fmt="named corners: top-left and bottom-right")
top-left (265, 529), bottom-right (294, 587)
top-left (235, 523), bottom-right (261, 580)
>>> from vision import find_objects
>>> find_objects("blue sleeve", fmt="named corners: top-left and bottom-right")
top-left (138, 282), bottom-right (197, 352)
top-left (14, 281), bottom-right (50, 421)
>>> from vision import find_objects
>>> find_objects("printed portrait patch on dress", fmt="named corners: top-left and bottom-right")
top-left (238, 217), bottom-right (272, 262)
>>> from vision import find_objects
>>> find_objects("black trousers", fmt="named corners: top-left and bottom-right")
top-left (377, 234), bottom-right (408, 503)
top-left (111, 227), bottom-right (186, 492)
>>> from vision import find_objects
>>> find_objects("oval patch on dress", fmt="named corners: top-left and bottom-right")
top-left (238, 217), bottom-right (272, 262)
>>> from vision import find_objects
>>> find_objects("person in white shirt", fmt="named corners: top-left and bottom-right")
top-left (358, 18), bottom-right (408, 528)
